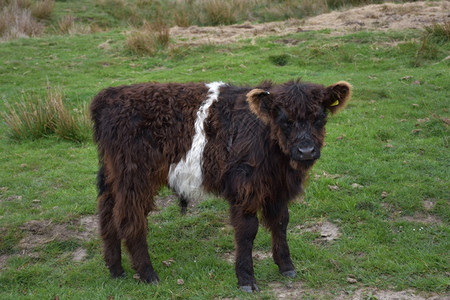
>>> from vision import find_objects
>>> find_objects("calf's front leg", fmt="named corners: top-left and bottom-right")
top-left (230, 205), bottom-right (259, 292)
top-left (263, 202), bottom-right (296, 277)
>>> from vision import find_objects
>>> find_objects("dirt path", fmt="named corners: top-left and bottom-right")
top-left (170, 1), bottom-right (449, 45)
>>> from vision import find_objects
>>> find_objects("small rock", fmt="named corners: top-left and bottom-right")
top-left (346, 277), bottom-right (357, 284)
top-left (416, 117), bottom-right (430, 125)
top-left (423, 200), bottom-right (435, 211)
top-left (98, 39), bottom-right (112, 50)
top-left (72, 248), bottom-right (87, 262)
top-left (162, 258), bottom-right (175, 267)
top-left (328, 185), bottom-right (339, 191)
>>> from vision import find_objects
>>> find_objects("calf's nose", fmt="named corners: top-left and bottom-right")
top-left (298, 145), bottom-right (318, 160)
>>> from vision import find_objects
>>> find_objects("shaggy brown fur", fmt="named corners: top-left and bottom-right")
top-left (90, 79), bottom-right (351, 291)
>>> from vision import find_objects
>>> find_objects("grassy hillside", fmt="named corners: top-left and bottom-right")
top-left (0, 1), bottom-right (449, 299)
top-left (1, 0), bottom-right (425, 41)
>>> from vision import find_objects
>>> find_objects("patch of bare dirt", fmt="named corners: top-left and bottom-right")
top-left (222, 250), bottom-right (271, 264)
top-left (400, 213), bottom-right (443, 225)
top-left (268, 283), bottom-right (446, 299)
top-left (18, 215), bottom-right (98, 250)
top-left (0, 254), bottom-right (8, 270)
top-left (153, 194), bottom-right (179, 210)
top-left (170, 1), bottom-right (449, 45)
top-left (348, 288), bottom-right (445, 300)
top-left (269, 281), bottom-right (309, 299)
top-left (296, 220), bottom-right (341, 242)
top-left (423, 199), bottom-right (436, 211)
top-left (72, 247), bottom-right (88, 262)
top-left (151, 194), bottom-right (200, 215)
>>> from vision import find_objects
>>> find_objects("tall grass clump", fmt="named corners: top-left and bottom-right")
top-left (56, 15), bottom-right (75, 34)
top-left (0, 0), bottom-right (44, 41)
top-left (126, 20), bottom-right (170, 56)
top-left (90, 0), bottom-right (424, 29)
top-left (96, 0), bottom-right (141, 26)
top-left (55, 15), bottom-right (93, 35)
top-left (31, 0), bottom-right (54, 20)
top-left (424, 21), bottom-right (450, 44)
top-left (326, 0), bottom-right (382, 9)
top-left (414, 22), bottom-right (450, 66)
top-left (1, 86), bottom-right (91, 142)
top-left (200, 0), bottom-right (237, 25)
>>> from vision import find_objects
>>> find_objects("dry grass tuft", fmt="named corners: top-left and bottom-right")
top-left (56, 15), bottom-right (93, 35)
top-left (1, 85), bottom-right (91, 142)
top-left (300, 0), bottom-right (329, 16)
top-left (126, 29), bottom-right (158, 56)
top-left (424, 21), bottom-right (450, 44)
top-left (57, 15), bottom-right (76, 34)
top-left (126, 20), bottom-right (170, 56)
top-left (0, 1), bottom-right (44, 41)
top-left (31, 0), bottom-right (54, 20)
top-left (201, 0), bottom-right (236, 26)
top-left (413, 21), bottom-right (450, 67)
top-left (96, 0), bottom-right (140, 25)
top-left (150, 19), bottom-right (170, 47)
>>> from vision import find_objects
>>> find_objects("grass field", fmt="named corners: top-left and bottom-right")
top-left (0, 0), bottom-right (449, 299)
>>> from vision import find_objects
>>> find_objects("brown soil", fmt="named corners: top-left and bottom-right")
top-left (18, 215), bottom-right (98, 251)
top-left (170, 1), bottom-right (449, 45)
top-left (400, 213), bottom-right (443, 225)
top-left (268, 282), bottom-right (446, 299)
top-left (296, 219), bottom-right (341, 242)
top-left (222, 250), bottom-right (271, 264)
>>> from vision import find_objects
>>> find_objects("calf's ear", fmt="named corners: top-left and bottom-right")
top-left (246, 89), bottom-right (272, 124)
top-left (323, 81), bottom-right (352, 114)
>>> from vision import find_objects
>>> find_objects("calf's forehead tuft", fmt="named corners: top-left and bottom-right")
top-left (273, 81), bottom-right (324, 119)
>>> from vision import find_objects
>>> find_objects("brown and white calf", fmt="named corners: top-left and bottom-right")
top-left (90, 79), bottom-right (351, 292)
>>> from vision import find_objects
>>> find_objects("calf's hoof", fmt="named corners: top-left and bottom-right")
top-left (111, 271), bottom-right (126, 279)
top-left (180, 206), bottom-right (187, 215)
top-left (282, 270), bottom-right (297, 278)
top-left (240, 283), bottom-right (259, 293)
top-left (109, 266), bottom-right (126, 278)
top-left (133, 272), bottom-right (160, 285)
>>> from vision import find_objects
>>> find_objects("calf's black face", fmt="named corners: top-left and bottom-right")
top-left (247, 80), bottom-right (352, 168)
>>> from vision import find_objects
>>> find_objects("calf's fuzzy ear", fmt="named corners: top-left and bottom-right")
top-left (246, 89), bottom-right (272, 124)
top-left (323, 81), bottom-right (352, 114)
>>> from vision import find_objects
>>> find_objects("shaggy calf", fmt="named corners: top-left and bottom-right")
top-left (90, 79), bottom-right (351, 292)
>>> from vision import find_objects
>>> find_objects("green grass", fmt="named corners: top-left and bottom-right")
top-left (0, 9), bottom-right (449, 299)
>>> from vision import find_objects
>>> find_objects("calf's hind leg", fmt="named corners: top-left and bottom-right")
top-left (113, 160), bottom-right (160, 284)
top-left (97, 166), bottom-right (125, 278)
top-left (124, 226), bottom-right (159, 284)
top-left (230, 205), bottom-right (259, 292)
top-left (179, 195), bottom-right (188, 215)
